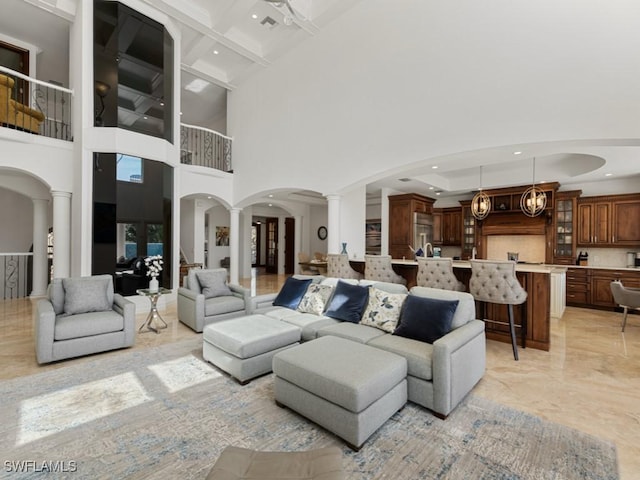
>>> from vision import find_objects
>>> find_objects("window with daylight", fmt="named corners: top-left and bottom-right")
top-left (117, 155), bottom-right (143, 183)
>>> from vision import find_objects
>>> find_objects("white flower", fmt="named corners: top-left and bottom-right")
top-left (144, 255), bottom-right (163, 277)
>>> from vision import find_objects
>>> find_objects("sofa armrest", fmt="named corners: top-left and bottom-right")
top-left (431, 319), bottom-right (486, 417)
top-left (249, 292), bottom-right (278, 314)
top-left (177, 286), bottom-right (206, 332)
top-left (35, 299), bottom-right (56, 364)
top-left (229, 284), bottom-right (251, 313)
top-left (113, 293), bottom-right (136, 346)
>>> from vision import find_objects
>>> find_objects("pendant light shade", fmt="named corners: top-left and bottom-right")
top-left (520, 158), bottom-right (547, 217)
top-left (471, 166), bottom-right (491, 220)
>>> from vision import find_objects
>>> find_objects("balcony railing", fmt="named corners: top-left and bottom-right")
top-left (180, 123), bottom-right (232, 173)
top-left (0, 66), bottom-right (73, 141)
top-left (1, 253), bottom-right (32, 300)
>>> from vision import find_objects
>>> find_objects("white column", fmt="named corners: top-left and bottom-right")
top-left (193, 200), bottom-right (207, 265)
top-left (52, 191), bottom-right (72, 278)
top-left (326, 194), bottom-right (341, 254)
top-left (30, 198), bottom-right (49, 296)
top-left (294, 215), bottom-right (302, 274)
top-left (381, 188), bottom-right (391, 256)
top-left (229, 207), bottom-right (241, 284)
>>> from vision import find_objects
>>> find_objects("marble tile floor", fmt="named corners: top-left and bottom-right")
top-left (1, 273), bottom-right (638, 479)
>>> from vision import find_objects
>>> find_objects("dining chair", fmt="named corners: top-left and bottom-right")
top-left (610, 280), bottom-right (640, 332)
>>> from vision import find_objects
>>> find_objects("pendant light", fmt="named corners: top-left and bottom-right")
top-left (471, 166), bottom-right (491, 220)
top-left (520, 157), bottom-right (547, 217)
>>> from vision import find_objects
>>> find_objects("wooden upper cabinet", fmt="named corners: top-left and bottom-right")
top-left (577, 194), bottom-right (640, 247)
top-left (553, 190), bottom-right (580, 265)
top-left (612, 200), bottom-right (640, 245)
top-left (442, 208), bottom-right (462, 246)
top-left (432, 211), bottom-right (443, 245)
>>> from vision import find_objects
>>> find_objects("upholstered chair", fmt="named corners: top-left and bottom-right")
top-left (416, 257), bottom-right (465, 291)
top-left (35, 275), bottom-right (135, 364)
top-left (470, 260), bottom-right (527, 360)
top-left (326, 254), bottom-right (362, 280)
top-left (298, 252), bottom-right (319, 275)
top-left (364, 255), bottom-right (406, 285)
top-left (610, 281), bottom-right (640, 332)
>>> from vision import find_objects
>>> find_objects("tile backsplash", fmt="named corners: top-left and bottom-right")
top-left (486, 235), bottom-right (546, 263)
top-left (580, 248), bottom-right (637, 268)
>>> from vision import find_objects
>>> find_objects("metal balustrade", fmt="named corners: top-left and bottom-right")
top-left (180, 123), bottom-right (232, 172)
top-left (0, 66), bottom-right (73, 141)
top-left (1, 253), bottom-right (32, 300)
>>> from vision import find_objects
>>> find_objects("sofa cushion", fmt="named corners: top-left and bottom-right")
top-left (62, 277), bottom-right (112, 315)
top-left (360, 287), bottom-right (407, 333)
top-left (273, 277), bottom-right (312, 310)
top-left (204, 295), bottom-right (246, 317)
top-left (54, 310), bottom-right (124, 341)
top-left (408, 286), bottom-right (475, 329)
top-left (320, 278), bottom-right (359, 288)
top-left (196, 270), bottom-right (232, 299)
top-left (359, 280), bottom-right (408, 295)
top-left (366, 334), bottom-right (434, 381)
top-left (264, 307), bottom-right (303, 321)
top-left (394, 295), bottom-right (458, 344)
top-left (297, 284), bottom-right (334, 315)
top-left (317, 322), bottom-right (386, 344)
top-left (324, 280), bottom-right (370, 323)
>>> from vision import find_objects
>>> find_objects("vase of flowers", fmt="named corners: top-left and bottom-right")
top-left (145, 255), bottom-right (163, 293)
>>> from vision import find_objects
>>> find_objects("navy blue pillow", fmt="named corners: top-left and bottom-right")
top-left (394, 295), bottom-right (459, 344)
top-left (324, 280), bottom-right (370, 323)
top-left (273, 277), bottom-right (312, 310)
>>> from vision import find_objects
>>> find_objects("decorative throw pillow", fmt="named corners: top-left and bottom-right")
top-left (324, 280), bottom-right (370, 323)
top-left (360, 287), bottom-right (407, 333)
top-left (62, 277), bottom-right (111, 315)
top-left (273, 277), bottom-right (312, 310)
top-left (196, 270), bottom-right (232, 299)
top-left (297, 284), bottom-right (334, 315)
top-left (394, 295), bottom-right (459, 344)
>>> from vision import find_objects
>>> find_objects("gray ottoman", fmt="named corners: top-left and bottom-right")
top-left (272, 336), bottom-right (407, 450)
top-left (203, 314), bottom-right (301, 384)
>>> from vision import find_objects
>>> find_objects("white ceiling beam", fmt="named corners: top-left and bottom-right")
top-left (23, 0), bottom-right (75, 22)
top-left (182, 62), bottom-right (235, 91)
top-left (182, 36), bottom-right (217, 66)
top-left (212, 0), bottom-right (258, 34)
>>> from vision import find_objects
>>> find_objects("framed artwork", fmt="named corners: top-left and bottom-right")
top-left (365, 219), bottom-right (382, 255)
top-left (216, 226), bottom-right (229, 246)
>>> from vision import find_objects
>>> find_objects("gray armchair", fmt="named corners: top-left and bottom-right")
top-left (178, 268), bottom-right (250, 332)
top-left (35, 275), bottom-right (135, 364)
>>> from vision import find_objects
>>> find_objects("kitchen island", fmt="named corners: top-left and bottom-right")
top-left (350, 259), bottom-right (567, 352)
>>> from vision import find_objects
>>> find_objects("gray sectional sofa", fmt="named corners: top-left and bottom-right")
top-left (248, 275), bottom-right (486, 419)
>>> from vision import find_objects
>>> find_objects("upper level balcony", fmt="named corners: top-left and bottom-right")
top-left (0, 67), bottom-right (232, 173)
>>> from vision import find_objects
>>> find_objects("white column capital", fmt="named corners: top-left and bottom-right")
top-left (51, 190), bottom-right (72, 199)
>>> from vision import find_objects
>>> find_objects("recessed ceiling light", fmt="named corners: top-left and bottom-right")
top-left (207, 196), bottom-right (212, 199)
top-left (268, 203), bottom-right (273, 207)
top-left (605, 173), bottom-right (613, 177)
top-left (268, 194), bottom-right (273, 198)
top-left (436, 191), bottom-right (441, 195)
top-left (213, 50), bottom-right (219, 55)
top-left (180, 112), bottom-right (183, 115)
top-left (252, 13), bottom-right (258, 19)
top-left (514, 151), bottom-right (522, 155)
top-left (432, 165), bottom-right (438, 169)
top-left (428, 186), bottom-right (434, 190)
top-left (160, 101), bottom-right (164, 106)
top-left (143, 116), bottom-right (148, 119)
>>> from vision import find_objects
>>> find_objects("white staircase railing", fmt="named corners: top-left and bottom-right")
top-left (1, 253), bottom-right (32, 299)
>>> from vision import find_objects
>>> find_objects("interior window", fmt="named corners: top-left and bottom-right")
top-left (117, 155), bottom-right (143, 183)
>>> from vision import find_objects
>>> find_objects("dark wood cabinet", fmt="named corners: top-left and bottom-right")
top-left (388, 193), bottom-right (435, 259)
top-left (460, 201), bottom-right (476, 259)
top-left (441, 208), bottom-right (462, 246)
top-left (432, 211), bottom-right (443, 245)
top-left (553, 190), bottom-right (580, 265)
top-left (577, 194), bottom-right (640, 247)
top-left (566, 267), bottom-right (590, 306)
top-left (566, 267), bottom-right (640, 309)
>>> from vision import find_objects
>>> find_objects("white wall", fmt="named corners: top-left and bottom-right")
top-left (229, 0), bottom-right (640, 204)
top-left (207, 205), bottom-right (231, 270)
top-left (0, 188), bottom-right (35, 251)
top-left (180, 198), bottom-right (196, 263)
top-left (308, 205), bottom-right (328, 256)
top-left (339, 185), bottom-right (366, 260)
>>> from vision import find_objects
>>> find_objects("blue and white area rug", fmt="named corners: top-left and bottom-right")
top-left (0, 338), bottom-right (618, 479)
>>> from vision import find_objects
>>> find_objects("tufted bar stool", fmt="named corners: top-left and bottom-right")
top-left (416, 257), bottom-right (465, 292)
top-left (364, 255), bottom-right (407, 285)
top-left (326, 254), bottom-right (363, 280)
top-left (470, 260), bottom-right (527, 360)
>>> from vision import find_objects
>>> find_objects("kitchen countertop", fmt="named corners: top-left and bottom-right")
top-left (373, 258), bottom-right (640, 273)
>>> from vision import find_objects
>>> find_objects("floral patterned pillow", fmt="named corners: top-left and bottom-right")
top-left (297, 284), bottom-right (334, 315)
top-left (360, 287), bottom-right (407, 333)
